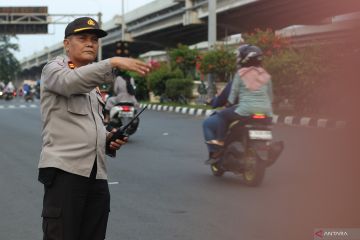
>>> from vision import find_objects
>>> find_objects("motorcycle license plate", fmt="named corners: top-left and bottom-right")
top-left (119, 111), bottom-right (134, 118)
top-left (249, 130), bottom-right (272, 140)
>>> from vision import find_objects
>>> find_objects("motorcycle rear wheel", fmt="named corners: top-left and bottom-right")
top-left (243, 157), bottom-right (266, 187)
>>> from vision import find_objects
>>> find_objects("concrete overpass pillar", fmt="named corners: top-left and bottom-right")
top-left (208, 0), bottom-right (217, 49)
top-left (207, 0), bottom-right (217, 98)
top-left (185, 0), bottom-right (193, 8)
top-left (183, 0), bottom-right (202, 25)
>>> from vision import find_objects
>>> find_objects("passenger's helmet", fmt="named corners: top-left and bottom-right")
top-left (236, 44), bottom-right (263, 68)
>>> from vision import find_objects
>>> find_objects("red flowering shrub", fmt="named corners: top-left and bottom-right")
top-left (168, 44), bottom-right (199, 78)
top-left (198, 45), bottom-right (237, 82)
top-left (243, 28), bottom-right (291, 57)
top-left (243, 28), bottom-right (336, 116)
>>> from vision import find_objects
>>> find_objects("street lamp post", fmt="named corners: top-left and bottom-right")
top-left (207, 0), bottom-right (217, 98)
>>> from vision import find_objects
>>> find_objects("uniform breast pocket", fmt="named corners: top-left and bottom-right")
top-left (67, 94), bottom-right (89, 115)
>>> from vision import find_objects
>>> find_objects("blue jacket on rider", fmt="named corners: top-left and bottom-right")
top-left (209, 80), bottom-right (233, 108)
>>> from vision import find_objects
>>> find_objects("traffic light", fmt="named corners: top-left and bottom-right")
top-left (115, 40), bottom-right (130, 57)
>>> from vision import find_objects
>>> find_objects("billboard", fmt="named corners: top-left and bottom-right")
top-left (0, 7), bottom-right (48, 34)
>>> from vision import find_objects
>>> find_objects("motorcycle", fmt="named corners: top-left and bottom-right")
top-left (24, 90), bottom-right (35, 102)
top-left (4, 90), bottom-right (15, 100)
top-left (109, 102), bottom-right (140, 135)
top-left (209, 114), bottom-right (284, 187)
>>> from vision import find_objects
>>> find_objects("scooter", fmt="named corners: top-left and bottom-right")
top-left (210, 114), bottom-right (284, 187)
top-left (24, 90), bottom-right (35, 102)
top-left (109, 102), bottom-right (139, 135)
top-left (4, 90), bottom-right (15, 101)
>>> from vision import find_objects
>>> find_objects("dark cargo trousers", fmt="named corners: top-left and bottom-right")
top-left (39, 162), bottom-right (110, 240)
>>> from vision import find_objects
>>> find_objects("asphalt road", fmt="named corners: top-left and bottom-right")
top-left (0, 97), bottom-right (358, 240)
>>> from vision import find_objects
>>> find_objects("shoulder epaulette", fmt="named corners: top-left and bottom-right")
top-left (68, 61), bottom-right (76, 69)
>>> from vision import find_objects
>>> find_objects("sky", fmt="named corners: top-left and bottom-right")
top-left (0, 0), bottom-right (154, 60)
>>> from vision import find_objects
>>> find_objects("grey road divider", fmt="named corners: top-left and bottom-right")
top-left (140, 103), bottom-right (347, 129)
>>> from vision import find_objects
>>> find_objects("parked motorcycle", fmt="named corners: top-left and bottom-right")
top-left (109, 102), bottom-right (140, 135)
top-left (209, 114), bottom-right (284, 187)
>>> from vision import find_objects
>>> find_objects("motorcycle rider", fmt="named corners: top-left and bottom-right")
top-left (202, 79), bottom-right (234, 164)
top-left (103, 71), bottom-right (139, 124)
top-left (205, 44), bottom-right (273, 165)
top-left (4, 81), bottom-right (15, 99)
top-left (4, 81), bottom-right (15, 93)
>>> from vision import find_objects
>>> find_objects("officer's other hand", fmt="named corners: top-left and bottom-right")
top-left (109, 138), bottom-right (128, 150)
top-left (107, 129), bottom-right (128, 151)
top-left (111, 57), bottom-right (151, 76)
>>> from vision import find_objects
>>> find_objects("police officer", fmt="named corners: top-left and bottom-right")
top-left (38, 17), bottom-right (150, 240)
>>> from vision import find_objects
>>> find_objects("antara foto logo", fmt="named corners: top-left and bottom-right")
top-left (314, 229), bottom-right (350, 239)
top-left (314, 229), bottom-right (324, 238)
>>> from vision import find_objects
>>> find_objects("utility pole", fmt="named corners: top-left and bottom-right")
top-left (208, 0), bottom-right (216, 49)
top-left (121, 0), bottom-right (126, 41)
top-left (98, 12), bottom-right (103, 61)
top-left (207, 0), bottom-right (217, 98)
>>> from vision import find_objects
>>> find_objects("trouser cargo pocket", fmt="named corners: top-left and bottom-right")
top-left (42, 207), bottom-right (62, 240)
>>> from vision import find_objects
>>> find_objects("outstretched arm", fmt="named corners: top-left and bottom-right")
top-left (110, 57), bottom-right (151, 76)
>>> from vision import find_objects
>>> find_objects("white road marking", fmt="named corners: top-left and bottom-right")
top-left (0, 104), bottom-right (39, 109)
top-left (108, 181), bottom-right (119, 185)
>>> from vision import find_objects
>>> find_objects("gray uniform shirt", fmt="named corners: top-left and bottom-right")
top-left (38, 55), bottom-right (115, 179)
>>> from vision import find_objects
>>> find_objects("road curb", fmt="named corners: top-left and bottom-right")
top-left (140, 103), bottom-right (347, 129)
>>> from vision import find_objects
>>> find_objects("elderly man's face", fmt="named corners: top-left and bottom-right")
top-left (63, 33), bottom-right (99, 66)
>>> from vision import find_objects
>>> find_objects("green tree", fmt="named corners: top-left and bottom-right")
top-left (165, 78), bottom-right (194, 103)
top-left (198, 45), bottom-right (237, 82)
top-left (0, 35), bottom-right (20, 84)
top-left (147, 63), bottom-right (183, 96)
top-left (168, 44), bottom-right (199, 78)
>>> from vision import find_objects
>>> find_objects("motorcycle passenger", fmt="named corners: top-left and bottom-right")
top-left (103, 72), bottom-right (139, 124)
top-left (205, 44), bottom-right (273, 164)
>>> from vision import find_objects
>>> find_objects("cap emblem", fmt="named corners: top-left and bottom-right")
top-left (87, 19), bottom-right (95, 26)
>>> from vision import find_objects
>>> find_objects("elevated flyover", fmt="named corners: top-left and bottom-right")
top-left (20, 0), bottom-right (360, 79)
